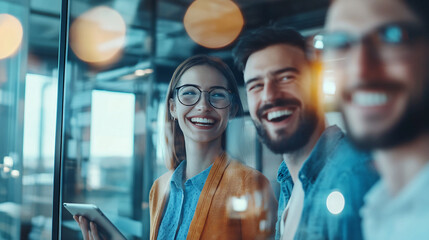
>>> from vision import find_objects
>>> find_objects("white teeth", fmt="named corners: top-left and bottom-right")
top-left (352, 92), bottom-right (388, 107)
top-left (267, 110), bottom-right (293, 121)
top-left (190, 117), bottom-right (215, 124)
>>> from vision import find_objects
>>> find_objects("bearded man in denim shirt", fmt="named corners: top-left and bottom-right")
top-left (324, 0), bottom-right (429, 239)
top-left (233, 26), bottom-right (378, 239)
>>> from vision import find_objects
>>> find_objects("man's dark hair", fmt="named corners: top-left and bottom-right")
top-left (328, 0), bottom-right (429, 30)
top-left (405, 0), bottom-right (429, 31)
top-left (232, 25), bottom-right (307, 72)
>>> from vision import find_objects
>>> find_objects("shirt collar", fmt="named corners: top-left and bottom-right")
top-left (299, 125), bottom-right (344, 189)
top-left (277, 161), bottom-right (292, 184)
top-left (171, 160), bottom-right (186, 189)
top-left (170, 160), bottom-right (213, 192)
top-left (365, 162), bottom-right (429, 213)
top-left (188, 164), bottom-right (212, 192)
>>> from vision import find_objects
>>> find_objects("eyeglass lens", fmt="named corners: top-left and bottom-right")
top-left (320, 23), bottom-right (426, 62)
top-left (177, 85), bottom-right (231, 109)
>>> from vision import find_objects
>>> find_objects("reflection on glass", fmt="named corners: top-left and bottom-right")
top-left (60, 0), bottom-right (153, 238)
top-left (61, 89), bottom-right (139, 239)
top-left (90, 90), bottom-right (135, 161)
top-left (23, 73), bottom-right (58, 240)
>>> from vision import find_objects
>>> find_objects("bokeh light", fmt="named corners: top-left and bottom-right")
top-left (313, 34), bottom-right (324, 50)
top-left (3, 156), bottom-right (14, 168)
top-left (184, 0), bottom-right (244, 49)
top-left (69, 6), bottom-right (126, 66)
top-left (11, 170), bottom-right (20, 178)
top-left (134, 68), bottom-right (153, 77)
top-left (326, 191), bottom-right (345, 215)
top-left (323, 77), bottom-right (337, 95)
top-left (231, 196), bottom-right (248, 212)
top-left (0, 14), bottom-right (23, 60)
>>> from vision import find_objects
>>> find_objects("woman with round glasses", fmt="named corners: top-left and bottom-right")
top-left (73, 55), bottom-right (276, 240)
top-left (150, 55), bottom-right (277, 240)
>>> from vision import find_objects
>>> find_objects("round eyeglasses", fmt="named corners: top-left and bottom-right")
top-left (316, 23), bottom-right (428, 62)
top-left (175, 84), bottom-right (233, 109)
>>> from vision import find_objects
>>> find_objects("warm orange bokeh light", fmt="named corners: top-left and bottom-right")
top-left (0, 14), bottom-right (23, 60)
top-left (69, 6), bottom-right (126, 66)
top-left (184, 0), bottom-right (244, 49)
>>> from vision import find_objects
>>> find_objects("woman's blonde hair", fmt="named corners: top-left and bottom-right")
top-left (164, 55), bottom-right (243, 170)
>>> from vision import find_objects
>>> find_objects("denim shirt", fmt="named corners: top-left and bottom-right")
top-left (275, 125), bottom-right (379, 240)
top-left (157, 161), bottom-right (212, 240)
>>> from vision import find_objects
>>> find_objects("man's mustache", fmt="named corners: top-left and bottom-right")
top-left (257, 99), bottom-right (301, 118)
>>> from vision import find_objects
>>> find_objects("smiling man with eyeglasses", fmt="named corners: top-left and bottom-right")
top-left (324, 0), bottom-right (429, 239)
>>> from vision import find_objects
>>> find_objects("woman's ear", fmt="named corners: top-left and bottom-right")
top-left (169, 98), bottom-right (177, 119)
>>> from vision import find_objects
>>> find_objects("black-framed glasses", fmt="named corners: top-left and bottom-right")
top-left (316, 22), bottom-right (428, 61)
top-left (175, 84), bottom-right (233, 109)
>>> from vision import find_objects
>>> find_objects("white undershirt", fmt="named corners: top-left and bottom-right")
top-left (280, 178), bottom-right (305, 240)
top-left (362, 163), bottom-right (429, 240)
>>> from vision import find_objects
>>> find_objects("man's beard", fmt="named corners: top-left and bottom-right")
top-left (253, 106), bottom-right (319, 154)
top-left (344, 83), bottom-right (429, 151)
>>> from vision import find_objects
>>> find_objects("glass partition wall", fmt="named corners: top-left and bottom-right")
top-left (57, 0), bottom-right (157, 238)
top-left (1, 0), bottom-right (330, 239)
top-left (0, 0), bottom-right (60, 239)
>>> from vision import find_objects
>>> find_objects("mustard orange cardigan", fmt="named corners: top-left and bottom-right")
top-left (149, 154), bottom-right (277, 240)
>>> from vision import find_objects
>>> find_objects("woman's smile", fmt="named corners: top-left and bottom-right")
top-left (188, 116), bottom-right (217, 129)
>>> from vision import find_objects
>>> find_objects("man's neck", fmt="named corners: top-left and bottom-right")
top-left (374, 133), bottom-right (429, 196)
top-left (282, 121), bottom-right (325, 183)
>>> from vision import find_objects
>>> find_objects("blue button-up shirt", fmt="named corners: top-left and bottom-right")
top-left (157, 161), bottom-right (212, 240)
top-left (275, 125), bottom-right (379, 240)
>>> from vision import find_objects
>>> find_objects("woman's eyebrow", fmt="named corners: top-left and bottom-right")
top-left (209, 85), bottom-right (228, 89)
top-left (178, 84), bottom-right (228, 90)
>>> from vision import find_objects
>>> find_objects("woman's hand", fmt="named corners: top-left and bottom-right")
top-left (73, 215), bottom-right (105, 240)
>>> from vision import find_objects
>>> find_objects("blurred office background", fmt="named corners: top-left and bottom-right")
top-left (0, 0), bottom-right (334, 239)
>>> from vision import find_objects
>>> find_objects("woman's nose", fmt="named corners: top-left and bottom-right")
top-left (195, 92), bottom-right (211, 111)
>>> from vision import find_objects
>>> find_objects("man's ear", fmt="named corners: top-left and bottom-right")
top-left (169, 98), bottom-right (177, 119)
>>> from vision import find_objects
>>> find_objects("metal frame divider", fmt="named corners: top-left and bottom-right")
top-left (52, 0), bottom-right (69, 238)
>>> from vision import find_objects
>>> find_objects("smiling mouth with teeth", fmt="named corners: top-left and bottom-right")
top-left (351, 91), bottom-right (389, 107)
top-left (266, 110), bottom-right (293, 122)
top-left (190, 117), bottom-right (216, 126)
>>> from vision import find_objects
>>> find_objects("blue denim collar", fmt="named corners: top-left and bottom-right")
top-left (299, 125), bottom-right (343, 190)
top-left (277, 161), bottom-right (292, 184)
top-left (171, 160), bottom-right (186, 190)
top-left (188, 164), bottom-right (212, 191)
top-left (276, 125), bottom-right (344, 190)
top-left (170, 160), bottom-right (212, 192)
